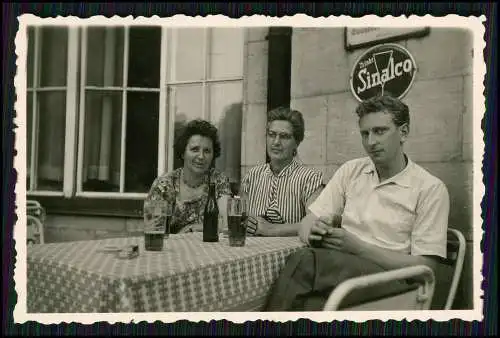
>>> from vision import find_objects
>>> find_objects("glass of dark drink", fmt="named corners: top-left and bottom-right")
top-left (144, 230), bottom-right (164, 252)
top-left (227, 196), bottom-right (247, 247)
top-left (143, 200), bottom-right (173, 251)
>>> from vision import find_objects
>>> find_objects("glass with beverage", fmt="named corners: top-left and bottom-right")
top-left (227, 196), bottom-right (247, 247)
top-left (143, 200), bottom-right (173, 251)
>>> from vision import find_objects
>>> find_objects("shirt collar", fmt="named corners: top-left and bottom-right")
top-left (363, 155), bottom-right (414, 188)
top-left (266, 157), bottom-right (300, 178)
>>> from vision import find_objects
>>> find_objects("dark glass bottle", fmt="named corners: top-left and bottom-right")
top-left (203, 182), bottom-right (219, 242)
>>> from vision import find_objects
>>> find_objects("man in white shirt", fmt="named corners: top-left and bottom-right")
top-left (265, 95), bottom-right (450, 311)
top-left (300, 94), bottom-right (449, 272)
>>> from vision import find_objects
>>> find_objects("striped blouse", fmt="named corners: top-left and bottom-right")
top-left (241, 158), bottom-right (324, 224)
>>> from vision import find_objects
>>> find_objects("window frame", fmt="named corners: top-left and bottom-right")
top-left (165, 27), bottom-right (247, 173)
top-left (26, 26), bottom-right (79, 198)
top-left (26, 25), bottom-right (249, 216)
top-left (76, 25), bottom-right (166, 199)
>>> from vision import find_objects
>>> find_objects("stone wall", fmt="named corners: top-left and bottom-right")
top-left (289, 27), bottom-right (475, 309)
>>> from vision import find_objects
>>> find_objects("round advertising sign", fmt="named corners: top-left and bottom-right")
top-left (349, 43), bottom-right (418, 102)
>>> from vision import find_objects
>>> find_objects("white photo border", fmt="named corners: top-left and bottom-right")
top-left (13, 13), bottom-right (486, 325)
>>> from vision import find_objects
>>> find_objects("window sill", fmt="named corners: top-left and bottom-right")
top-left (27, 195), bottom-right (145, 219)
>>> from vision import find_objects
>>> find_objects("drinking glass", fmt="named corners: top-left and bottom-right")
top-left (227, 197), bottom-right (247, 247)
top-left (143, 200), bottom-right (172, 251)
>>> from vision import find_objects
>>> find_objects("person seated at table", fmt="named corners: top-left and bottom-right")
top-left (264, 94), bottom-right (450, 311)
top-left (145, 119), bottom-right (232, 234)
top-left (240, 106), bottom-right (325, 237)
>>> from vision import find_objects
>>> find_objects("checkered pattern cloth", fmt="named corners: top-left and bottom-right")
top-left (27, 233), bottom-right (305, 313)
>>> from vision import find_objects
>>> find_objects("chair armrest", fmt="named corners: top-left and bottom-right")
top-left (323, 265), bottom-right (435, 311)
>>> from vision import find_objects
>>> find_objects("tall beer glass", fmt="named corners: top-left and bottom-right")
top-left (227, 196), bottom-right (247, 247)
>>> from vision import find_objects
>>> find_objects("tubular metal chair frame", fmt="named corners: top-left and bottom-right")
top-left (444, 228), bottom-right (466, 310)
top-left (27, 214), bottom-right (45, 245)
top-left (27, 200), bottom-right (46, 220)
top-left (26, 200), bottom-right (46, 245)
top-left (323, 265), bottom-right (436, 311)
top-left (323, 227), bottom-right (466, 311)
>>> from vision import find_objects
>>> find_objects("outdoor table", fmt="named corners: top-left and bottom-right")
top-left (27, 232), bottom-right (306, 313)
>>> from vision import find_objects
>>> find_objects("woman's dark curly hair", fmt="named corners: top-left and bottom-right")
top-left (174, 119), bottom-right (222, 165)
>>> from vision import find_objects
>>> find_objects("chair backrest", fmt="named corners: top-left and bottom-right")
top-left (26, 200), bottom-right (46, 245)
top-left (27, 215), bottom-right (45, 245)
top-left (27, 200), bottom-right (42, 208)
top-left (442, 228), bottom-right (467, 310)
top-left (27, 199), bottom-right (46, 222)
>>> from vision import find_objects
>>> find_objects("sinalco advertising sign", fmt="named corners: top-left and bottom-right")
top-left (349, 43), bottom-right (418, 102)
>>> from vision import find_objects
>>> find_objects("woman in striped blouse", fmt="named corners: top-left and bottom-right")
top-left (240, 107), bottom-right (325, 237)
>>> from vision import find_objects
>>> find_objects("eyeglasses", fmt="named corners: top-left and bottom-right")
top-left (267, 130), bottom-right (293, 141)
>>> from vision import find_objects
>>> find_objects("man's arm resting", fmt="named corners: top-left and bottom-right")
top-left (324, 227), bottom-right (442, 273)
top-left (356, 243), bottom-right (439, 272)
top-left (298, 213), bottom-right (317, 244)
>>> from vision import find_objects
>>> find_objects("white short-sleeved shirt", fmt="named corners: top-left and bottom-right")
top-left (303, 156), bottom-right (450, 258)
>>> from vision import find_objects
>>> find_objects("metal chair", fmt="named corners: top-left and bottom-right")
top-left (27, 214), bottom-right (45, 245)
top-left (323, 228), bottom-right (466, 311)
top-left (323, 265), bottom-right (436, 311)
top-left (27, 200), bottom-right (46, 222)
top-left (27, 200), bottom-right (46, 245)
top-left (442, 228), bottom-right (467, 310)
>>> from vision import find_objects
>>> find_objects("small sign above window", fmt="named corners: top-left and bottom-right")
top-left (345, 27), bottom-right (430, 51)
top-left (349, 43), bottom-right (418, 102)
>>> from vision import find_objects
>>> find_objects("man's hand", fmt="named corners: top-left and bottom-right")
top-left (322, 228), bottom-right (440, 272)
top-left (308, 214), bottom-right (342, 243)
top-left (322, 228), bottom-right (366, 255)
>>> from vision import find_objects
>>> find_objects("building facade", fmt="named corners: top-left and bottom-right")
top-left (287, 27), bottom-right (474, 310)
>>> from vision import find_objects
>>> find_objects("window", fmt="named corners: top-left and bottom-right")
top-left (79, 26), bottom-right (162, 196)
top-left (26, 26), bottom-right (77, 197)
top-left (166, 28), bottom-right (244, 182)
top-left (26, 25), bottom-right (246, 203)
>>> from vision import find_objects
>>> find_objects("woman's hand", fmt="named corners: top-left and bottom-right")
top-left (254, 216), bottom-right (277, 237)
top-left (253, 216), bottom-right (301, 237)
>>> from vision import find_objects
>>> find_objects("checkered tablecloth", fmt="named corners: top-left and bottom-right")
top-left (27, 233), bottom-right (306, 313)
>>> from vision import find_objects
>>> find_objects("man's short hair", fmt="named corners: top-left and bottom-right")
top-left (355, 95), bottom-right (410, 127)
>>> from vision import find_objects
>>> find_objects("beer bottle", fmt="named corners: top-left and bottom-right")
top-left (203, 181), bottom-right (219, 242)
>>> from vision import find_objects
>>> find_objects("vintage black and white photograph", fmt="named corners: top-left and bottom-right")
top-left (13, 14), bottom-right (485, 324)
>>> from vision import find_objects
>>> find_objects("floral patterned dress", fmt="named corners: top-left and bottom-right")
top-left (145, 168), bottom-right (231, 234)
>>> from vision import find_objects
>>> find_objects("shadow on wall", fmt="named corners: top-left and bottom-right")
top-left (173, 113), bottom-right (188, 171)
top-left (216, 102), bottom-right (243, 187)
